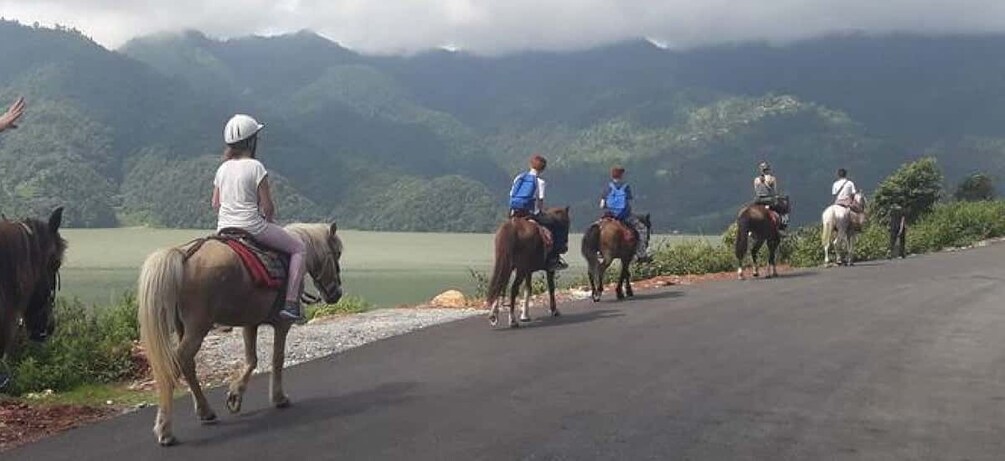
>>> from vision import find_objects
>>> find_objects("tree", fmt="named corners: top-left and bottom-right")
top-left (872, 157), bottom-right (944, 223)
top-left (954, 173), bottom-right (996, 202)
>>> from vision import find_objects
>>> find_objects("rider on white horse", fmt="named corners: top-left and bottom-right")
top-left (832, 168), bottom-right (862, 212)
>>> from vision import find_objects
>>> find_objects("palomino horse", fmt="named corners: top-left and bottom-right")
top-left (138, 223), bottom-right (343, 446)
top-left (822, 192), bottom-right (867, 266)
top-left (581, 214), bottom-right (651, 302)
top-left (0, 208), bottom-right (65, 367)
top-left (735, 197), bottom-right (790, 279)
top-left (485, 207), bottom-right (570, 328)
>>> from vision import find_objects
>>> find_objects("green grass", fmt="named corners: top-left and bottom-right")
top-left (58, 228), bottom-right (702, 307)
top-left (18, 384), bottom-right (154, 408)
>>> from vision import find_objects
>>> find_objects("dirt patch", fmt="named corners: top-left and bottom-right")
top-left (0, 399), bottom-right (115, 452)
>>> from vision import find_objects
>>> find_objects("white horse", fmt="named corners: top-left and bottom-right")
top-left (822, 192), bottom-right (867, 266)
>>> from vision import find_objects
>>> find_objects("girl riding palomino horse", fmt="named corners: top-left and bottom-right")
top-left (138, 115), bottom-right (344, 446)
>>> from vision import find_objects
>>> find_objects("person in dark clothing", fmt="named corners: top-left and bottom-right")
top-left (888, 204), bottom-right (908, 259)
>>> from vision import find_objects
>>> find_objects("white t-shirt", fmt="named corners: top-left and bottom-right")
top-left (832, 178), bottom-right (857, 202)
top-left (214, 158), bottom-right (269, 234)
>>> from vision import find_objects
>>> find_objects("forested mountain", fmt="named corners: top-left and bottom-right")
top-left (1, 19), bottom-right (1003, 231)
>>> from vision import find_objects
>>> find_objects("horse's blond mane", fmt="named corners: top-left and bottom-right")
top-left (284, 224), bottom-right (342, 268)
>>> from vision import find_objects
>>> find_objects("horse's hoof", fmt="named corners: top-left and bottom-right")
top-left (509, 322), bottom-right (520, 329)
top-left (274, 397), bottom-right (291, 409)
top-left (519, 316), bottom-right (531, 323)
top-left (488, 315), bottom-right (498, 327)
top-left (199, 413), bottom-right (218, 425)
top-left (626, 291), bottom-right (634, 298)
top-left (226, 392), bottom-right (242, 413)
top-left (551, 310), bottom-right (561, 317)
top-left (158, 435), bottom-right (178, 447)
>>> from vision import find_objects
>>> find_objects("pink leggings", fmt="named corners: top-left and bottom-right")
top-left (254, 223), bottom-right (306, 303)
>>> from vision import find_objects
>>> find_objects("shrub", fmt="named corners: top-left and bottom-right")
top-left (306, 295), bottom-right (372, 319)
top-left (954, 173), bottom-right (996, 202)
top-left (6, 295), bottom-right (140, 395)
top-left (872, 157), bottom-right (944, 222)
top-left (645, 239), bottom-right (735, 276)
top-left (908, 201), bottom-right (1005, 253)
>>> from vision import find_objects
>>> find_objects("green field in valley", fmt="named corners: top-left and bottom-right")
top-left (59, 228), bottom-right (703, 308)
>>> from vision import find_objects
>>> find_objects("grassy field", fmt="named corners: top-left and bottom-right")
top-left (59, 228), bottom-right (703, 308)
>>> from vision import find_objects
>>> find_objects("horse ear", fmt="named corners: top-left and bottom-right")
top-left (329, 222), bottom-right (338, 236)
top-left (49, 207), bottom-right (64, 232)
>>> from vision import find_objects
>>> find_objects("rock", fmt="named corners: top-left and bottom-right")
top-left (430, 290), bottom-right (468, 308)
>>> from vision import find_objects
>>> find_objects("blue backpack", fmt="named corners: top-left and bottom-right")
top-left (605, 182), bottom-right (630, 219)
top-left (509, 173), bottom-right (537, 211)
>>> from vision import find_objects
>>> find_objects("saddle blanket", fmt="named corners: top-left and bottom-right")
top-left (217, 231), bottom-right (288, 290)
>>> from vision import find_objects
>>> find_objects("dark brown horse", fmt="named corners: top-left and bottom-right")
top-left (735, 197), bottom-right (789, 279)
top-left (0, 208), bottom-right (66, 364)
top-left (485, 207), bottom-right (570, 328)
top-left (581, 214), bottom-right (651, 302)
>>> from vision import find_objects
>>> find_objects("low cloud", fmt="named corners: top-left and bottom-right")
top-left (4, 0), bottom-right (1005, 54)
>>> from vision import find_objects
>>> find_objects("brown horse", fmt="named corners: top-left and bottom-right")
top-left (735, 197), bottom-right (789, 279)
top-left (138, 223), bottom-right (343, 446)
top-left (485, 207), bottom-right (570, 328)
top-left (581, 214), bottom-right (651, 302)
top-left (0, 207), bottom-right (66, 367)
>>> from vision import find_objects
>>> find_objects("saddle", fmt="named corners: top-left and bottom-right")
top-left (512, 215), bottom-right (554, 252)
top-left (184, 229), bottom-right (288, 290)
top-left (598, 215), bottom-right (637, 246)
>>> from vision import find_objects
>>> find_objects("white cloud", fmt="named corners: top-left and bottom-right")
top-left (3, 0), bottom-right (1005, 54)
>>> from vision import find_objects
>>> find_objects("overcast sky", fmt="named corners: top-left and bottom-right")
top-left (3, 0), bottom-right (1005, 54)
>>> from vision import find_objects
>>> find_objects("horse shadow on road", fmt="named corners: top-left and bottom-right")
top-left (181, 381), bottom-right (419, 448)
top-left (622, 290), bottom-right (683, 302)
top-left (514, 308), bottom-right (624, 330)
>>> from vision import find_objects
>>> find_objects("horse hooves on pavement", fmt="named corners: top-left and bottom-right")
top-left (274, 397), bottom-right (292, 409)
top-left (226, 392), bottom-right (242, 414)
top-left (488, 315), bottom-right (498, 327)
top-left (509, 322), bottom-right (520, 329)
top-left (551, 310), bottom-right (561, 317)
top-left (158, 436), bottom-right (178, 447)
top-left (519, 316), bottom-right (532, 323)
top-left (199, 413), bottom-right (219, 425)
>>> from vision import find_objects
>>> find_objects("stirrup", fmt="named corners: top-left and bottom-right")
top-left (279, 305), bottom-right (308, 325)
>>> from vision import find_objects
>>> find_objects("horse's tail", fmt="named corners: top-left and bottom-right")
top-left (735, 214), bottom-right (750, 262)
top-left (138, 248), bottom-right (185, 392)
top-left (581, 222), bottom-right (601, 263)
top-left (485, 223), bottom-right (516, 306)
top-left (821, 208), bottom-right (835, 247)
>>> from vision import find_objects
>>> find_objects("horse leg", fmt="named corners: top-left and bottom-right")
top-left (615, 260), bottom-right (626, 300)
top-left (546, 271), bottom-right (560, 317)
top-left (621, 260), bottom-right (634, 298)
top-left (226, 325), bottom-right (259, 414)
top-left (508, 272), bottom-right (523, 328)
top-left (177, 328), bottom-right (216, 424)
top-left (270, 323), bottom-right (292, 408)
top-left (767, 238), bottom-right (779, 278)
top-left (751, 238), bottom-right (764, 278)
top-left (519, 273), bottom-right (532, 323)
top-left (488, 298), bottom-right (501, 326)
top-left (153, 372), bottom-right (176, 445)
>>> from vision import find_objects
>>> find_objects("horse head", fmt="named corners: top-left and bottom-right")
top-left (24, 207), bottom-right (67, 342)
top-left (289, 222), bottom-right (343, 305)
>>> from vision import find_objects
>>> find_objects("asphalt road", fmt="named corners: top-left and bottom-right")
top-left (11, 245), bottom-right (1005, 460)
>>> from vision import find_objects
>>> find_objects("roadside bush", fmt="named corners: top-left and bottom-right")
top-left (908, 201), bottom-right (1005, 253)
top-left (306, 295), bottom-right (372, 320)
top-left (6, 295), bottom-right (139, 395)
top-left (645, 239), bottom-right (735, 276)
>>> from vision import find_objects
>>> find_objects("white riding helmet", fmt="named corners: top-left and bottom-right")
top-left (223, 114), bottom-right (264, 145)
